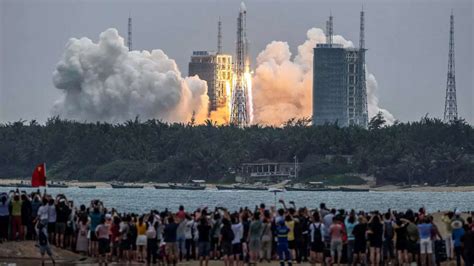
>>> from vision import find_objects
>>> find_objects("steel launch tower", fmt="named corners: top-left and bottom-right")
top-left (128, 13), bottom-right (132, 51)
top-left (230, 2), bottom-right (250, 127)
top-left (444, 11), bottom-right (458, 122)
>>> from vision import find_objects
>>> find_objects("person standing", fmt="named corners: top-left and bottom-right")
top-left (197, 214), bottom-right (212, 266)
top-left (76, 215), bottom-right (89, 255)
top-left (352, 215), bottom-right (368, 265)
top-left (451, 219), bottom-right (465, 266)
top-left (164, 215), bottom-right (179, 266)
top-left (0, 193), bottom-right (10, 242)
top-left (220, 217), bottom-right (235, 266)
top-left (367, 214), bottom-right (383, 266)
top-left (47, 198), bottom-right (57, 245)
top-left (417, 217), bottom-right (433, 266)
top-left (309, 212), bottom-right (325, 266)
top-left (261, 211), bottom-right (273, 263)
top-left (146, 214), bottom-right (159, 265)
top-left (136, 215), bottom-right (147, 263)
top-left (344, 211), bottom-right (357, 265)
top-left (329, 216), bottom-right (344, 266)
top-left (95, 217), bottom-right (110, 265)
top-left (10, 193), bottom-right (23, 240)
top-left (20, 194), bottom-right (32, 240)
top-left (55, 198), bottom-right (70, 248)
top-left (248, 212), bottom-right (263, 264)
top-left (36, 222), bottom-right (56, 266)
top-left (276, 219), bottom-right (292, 266)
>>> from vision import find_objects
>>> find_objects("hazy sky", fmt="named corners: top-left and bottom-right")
top-left (0, 0), bottom-right (472, 124)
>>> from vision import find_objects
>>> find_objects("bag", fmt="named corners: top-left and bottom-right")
top-left (146, 222), bottom-right (157, 239)
top-left (384, 221), bottom-right (394, 240)
top-left (434, 239), bottom-right (447, 262)
top-left (39, 229), bottom-right (48, 246)
top-left (312, 223), bottom-right (322, 244)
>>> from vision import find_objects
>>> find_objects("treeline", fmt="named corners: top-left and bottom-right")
top-left (0, 114), bottom-right (472, 185)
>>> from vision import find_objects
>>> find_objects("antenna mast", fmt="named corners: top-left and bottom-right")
top-left (128, 13), bottom-right (132, 51)
top-left (444, 11), bottom-right (458, 122)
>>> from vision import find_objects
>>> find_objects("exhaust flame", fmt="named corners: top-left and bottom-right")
top-left (244, 71), bottom-right (253, 123)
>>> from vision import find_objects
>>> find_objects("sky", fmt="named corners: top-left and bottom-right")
top-left (0, 0), bottom-right (472, 124)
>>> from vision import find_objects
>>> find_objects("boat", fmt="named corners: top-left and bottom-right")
top-left (215, 185), bottom-right (236, 190)
top-left (285, 182), bottom-right (336, 191)
top-left (110, 182), bottom-right (144, 189)
top-left (169, 180), bottom-right (206, 190)
top-left (48, 181), bottom-right (69, 188)
top-left (78, 185), bottom-right (96, 189)
top-left (8, 181), bottom-right (32, 188)
top-left (153, 184), bottom-right (171, 189)
top-left (339, 187), bottom-right (370, 192)
top-left (233, 184), bottom-right (268, 191)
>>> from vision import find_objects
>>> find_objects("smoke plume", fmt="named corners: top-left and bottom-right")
top-left (52, 28), bottom-right (209, 123)
top-left (252, 28), bottom-right (394, 126)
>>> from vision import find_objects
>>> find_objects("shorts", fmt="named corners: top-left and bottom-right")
top-left (408, 240), bottom-right (419, 254)
top-left (370, 238), bottom-right (383, 248)
top-left (39, 245), bottom-right (52, 256)
top-left (211, 237), bottom-right (219, 250)
top-left (311, 241), bottom-right (325, 253)
top-left (249, 239), bottom-right (261, 252)
top-left (221, 242), bottom-right (233, 256)
top-left (354, 240), bottom-right (367, 254)
top-left (396, 240), bottom-right (408, 251)
top-left (120, 239), bottom-right (131, 250)
top-left (232, 243), bottom-right (242, 256)
top-left (98, 238), bottom-right (111, 255)
top-left (47, 222), bottom-right (56, 234)
top-left (55, 222), bottom-right (66, 234)
top-left (330, 240), bottom-right (343, 257)
top-left (420, 238), bottom-right (432, 254)
top-left (165, 242), bottom-right (178, 256)
top-left (136, 235), bottom-right (147, 246)
top-left (89, 231), bottom-right (97, 241)
top-left (198, 241), bottom-right (211, 257)
top-left (288, 240), bottom-right (296, 250)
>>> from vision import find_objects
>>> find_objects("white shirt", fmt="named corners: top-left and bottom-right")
top-left (323, 213), bottom-right (334, 237)
top-left (37, 205), bottom-right (49, 221)
top-left (47, 204), bottom-right (57, 222)
top-left (309, 222), bottom-right (325, 243)
top-left (231, 223), bottom-right (243, 244)
top-left (185, 220), bottom-right (198, 240)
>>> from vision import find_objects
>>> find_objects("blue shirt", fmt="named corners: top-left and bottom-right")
top-left (417, 223), bottom-right (432, 239)
top-left (345, 217), bottom-right (358, 241)
top-left (89, 212), bottom-right (103, 231)
top-left (452, 228), bottom-right (465, 247)
top-left (0, 200), bottom-right (9, 216)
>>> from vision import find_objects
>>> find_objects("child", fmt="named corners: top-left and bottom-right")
top-left (37, 222), bottom-right (56, 266)
top-left (276, 219), bottom-right (292, 266)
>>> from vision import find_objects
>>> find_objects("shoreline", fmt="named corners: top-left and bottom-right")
top-left (0, 178), bottom-right (473, 192)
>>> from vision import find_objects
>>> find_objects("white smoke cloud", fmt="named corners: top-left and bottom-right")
top-left (252, 28), bottom-right (394, 126)
top-left (52, 28), bottom-right (208, 123)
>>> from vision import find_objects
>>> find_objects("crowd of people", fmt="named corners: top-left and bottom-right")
top-left (0, 189), bottom-right (473, 266)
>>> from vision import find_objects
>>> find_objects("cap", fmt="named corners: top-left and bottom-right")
top-left (455, 209), bottom-right (461, 215)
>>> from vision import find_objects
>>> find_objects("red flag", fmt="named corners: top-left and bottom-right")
top-left (32, 163), bottom-right (46, 187)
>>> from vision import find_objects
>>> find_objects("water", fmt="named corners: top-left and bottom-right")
top-left (3, 187), bottom-right (473, 213)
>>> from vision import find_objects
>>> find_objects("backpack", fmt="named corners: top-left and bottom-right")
top-left (146, 222), bottom-right (157, 239)
top-left (223, 226), bottom-right (235, 242)
top-left (384, 221), bottom-right (394, 240)
top-left (128, 223), bottom-right (137, 240)
top-left (39, 229), bottom-right (48, 246)
top-left (312, 223), bottom-right (322, 243)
